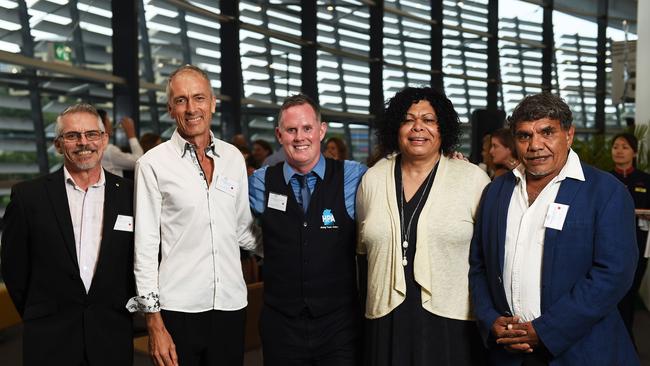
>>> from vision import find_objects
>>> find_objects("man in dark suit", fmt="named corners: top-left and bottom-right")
top-left (1, 103), bottom-right (135, 366)
top-left (469, 93), bottom-right (639, 365)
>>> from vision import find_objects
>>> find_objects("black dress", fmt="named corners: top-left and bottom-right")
top-left (364, 157), bottom-right (486, 366)
top-left (611, 167), bottom-right (650, 340)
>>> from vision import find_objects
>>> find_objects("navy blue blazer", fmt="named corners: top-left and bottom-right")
top-left (469, 162), bottom-right (639, 366)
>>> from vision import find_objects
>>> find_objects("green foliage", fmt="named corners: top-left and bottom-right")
top-left (572, 124), bottom-right (650, 174)
top-left (572, 134), bottom-right (614, 172)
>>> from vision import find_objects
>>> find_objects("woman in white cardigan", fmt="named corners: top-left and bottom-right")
top-left (357, 87), bottom-right (490, 365)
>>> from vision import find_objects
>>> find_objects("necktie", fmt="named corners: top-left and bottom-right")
top-left (298, 174), bottom-right (311, 213)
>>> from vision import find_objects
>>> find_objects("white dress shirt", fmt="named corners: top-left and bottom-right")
top-left (101, 138), bottom-right (144, 177)
top-left (64, 167), bottom-right (106, 293)
top-left (130, 130), bottom-right (257, 313)
top-left (503, 149), bottom-right (585, 322)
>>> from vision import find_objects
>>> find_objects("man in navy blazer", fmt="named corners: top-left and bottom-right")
top-left (1, 103), bottom-right (135, 365)
top-left (469, 93), bottom-right (639, 365)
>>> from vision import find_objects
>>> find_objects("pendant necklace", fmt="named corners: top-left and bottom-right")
top-left (398, 161), bottom-right (436, 267)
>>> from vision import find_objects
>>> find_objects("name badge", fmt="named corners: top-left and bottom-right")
top-left (544, 203), bottom-right (569, 231)
top-left (114, 214), bottom-right (134, 232)
top-left (635, 187), bottom-right (647, 193)
top-left (267, 192), bottom-right (288, 212)
top-left (216, 175), bottom-right (238, 197)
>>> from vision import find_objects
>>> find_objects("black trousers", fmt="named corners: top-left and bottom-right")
top-left (161, 308), bottom-right (246, 366)
top-left (260, 304), bottom-right (362, 366)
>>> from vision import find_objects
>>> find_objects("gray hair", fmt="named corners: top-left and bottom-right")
top-left (55, 103), bottom-right (105, 136)
top-left (508, 93), bottom-right (573, 132)
top-left (166, 64), bottom-right (213, 103)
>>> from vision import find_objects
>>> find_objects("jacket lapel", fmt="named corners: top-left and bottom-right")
top-left (497, 174), bottom-right (516, 273)
top-left (45, 168), bottom-right (79, 269)
top-left (543, 177), bottom-right (582, 243)
top-left (540, 174), bottom-right (583, 309)
top-left (90, 171), bottom-right (119, 294)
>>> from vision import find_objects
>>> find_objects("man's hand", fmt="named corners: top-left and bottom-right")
top-left (120, 117), bottom-right (137, 139)
top-left (495, 320), bottom-right (540, 353)
top-left (491, 316), bottom-right (525, 339)
top-left (145, 312), bottom-right (178, 366)
top-left (448, 151), bottom-right (469, 161)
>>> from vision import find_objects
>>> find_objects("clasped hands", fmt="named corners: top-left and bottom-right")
top-left (491, 316), bottom-right (540, 353)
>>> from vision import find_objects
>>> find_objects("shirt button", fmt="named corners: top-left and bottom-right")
top-left (303, 222), bottom-right (308, 227)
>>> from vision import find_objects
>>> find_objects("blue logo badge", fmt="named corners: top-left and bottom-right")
top-left (322, 209), bottom-right (336, 226)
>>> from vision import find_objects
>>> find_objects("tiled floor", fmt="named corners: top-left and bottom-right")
top-left (1, 310), bottom-right (648, 365)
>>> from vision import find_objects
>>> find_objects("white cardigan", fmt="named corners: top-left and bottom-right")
top-left (356, 154), bottom-right (490, 320)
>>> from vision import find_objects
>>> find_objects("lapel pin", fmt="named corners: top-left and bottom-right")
top-left (116, 183), bottom-right (120, 187)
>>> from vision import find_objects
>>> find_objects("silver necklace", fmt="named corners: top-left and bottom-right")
top-left (398, 162), bottom-right (436, 267)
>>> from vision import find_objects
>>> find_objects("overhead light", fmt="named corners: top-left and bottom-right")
top-left (0, 0), bottom-right (18, 9)
top-left (458, 1), bottom-right (464, 8)
top-left (0, 40), bottom-right (20, 53)
top-left (327, 5), bottom-right (334, 11)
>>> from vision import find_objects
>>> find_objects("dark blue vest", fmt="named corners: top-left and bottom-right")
top-left (261, 158), bottom-right (357, 317)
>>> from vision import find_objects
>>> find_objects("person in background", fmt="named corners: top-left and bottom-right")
top-left (479, 133), bottom-right (495, 177)
top-left (130, 65), bottom-right (258, 366)
top-left (231, 133), bottom-right (248, 150)
top-left (97, 109), bottom-right (144, 177)
top-left (490, 128), bottom-right (519, 178)
top-left (246, 154), bottom-right (259, 176)
top-left (325, 136), bottom-right (349, 161)
top-left (610, 132), bottom-right (650, 343)
top-left (140, 132), bottom-right (162, 153)
top-left (249, 94), bottom-right (367, 365)
top-left (1, 103), bottom-right (135, 366)
top-left (252, 139), bottom-right (274, 167)
top-left (356, 87), bottom-right (490, 366)
top-left (262, 147), bottom-right (286, 167)
top-left (470, 93), bottom-right (638, 365)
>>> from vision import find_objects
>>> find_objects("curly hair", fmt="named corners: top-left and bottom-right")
top-left (508, 93), bottom-right (573, 132)
top-left (376, 87), bottom-right (461, 157)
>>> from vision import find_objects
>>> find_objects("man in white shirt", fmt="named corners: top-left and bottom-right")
top-left (98, 109), bottom-right (143, 177)
top-left (469, 93), bottom-right (639, 365)
top-left (1, 103), bottom-right (135, 365)
top-left (129, 65), bottom-right (258, 366)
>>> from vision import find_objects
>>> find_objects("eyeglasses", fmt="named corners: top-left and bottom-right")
top-left (58, 130), bottom-right (104, 142)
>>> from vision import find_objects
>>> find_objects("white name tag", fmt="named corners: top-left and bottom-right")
top-left (114, 214), bottom-right (134, 232)
top-left (267, 192), bottom-right (288, 212)
top-left (215, 175), bottom-right (238, 197)
top-left (544, 203), bottom-right (569, 231)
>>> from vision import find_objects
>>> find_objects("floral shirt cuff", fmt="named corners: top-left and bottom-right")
top-left (126, 292), bottom-right (160, 313)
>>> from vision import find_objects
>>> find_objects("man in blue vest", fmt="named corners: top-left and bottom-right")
top-left (249, 94), bottom-right (367, 365)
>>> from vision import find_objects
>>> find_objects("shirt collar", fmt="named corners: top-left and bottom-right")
top-left (63, 165), bottom-right (106, 190)
top-left (170, 129), bottom-right (219, 158)
top-left (282, 154), bottom-right (326, 185)
top-left (614, 166), bottom-right (635, 177)
top-left (513, 148), bottom-right (585, 183)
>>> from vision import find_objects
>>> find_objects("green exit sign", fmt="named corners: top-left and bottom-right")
top-left (54, 43), bottom-right (72, 62)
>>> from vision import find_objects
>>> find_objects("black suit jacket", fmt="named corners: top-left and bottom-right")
top-left (1, 168), bottom-right (135, 366)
